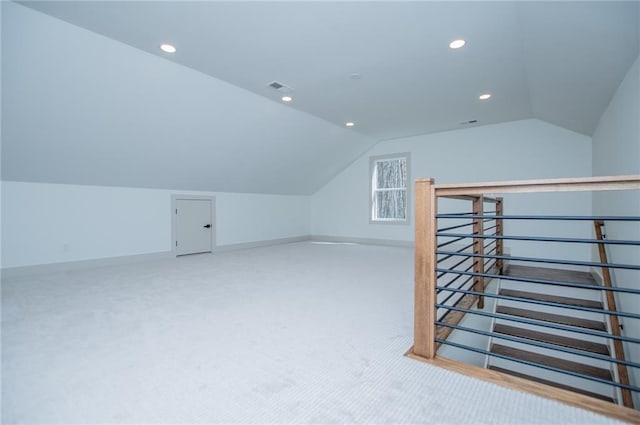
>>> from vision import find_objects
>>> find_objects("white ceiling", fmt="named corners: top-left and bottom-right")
top-left (19, 1), bottom-right (640, 139)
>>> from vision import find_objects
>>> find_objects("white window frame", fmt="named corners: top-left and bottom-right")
top-left (369, 152), bottom-right (411, 225)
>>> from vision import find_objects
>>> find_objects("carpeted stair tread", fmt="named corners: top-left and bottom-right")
top-left (496, 306), bottom-right (606, 331)
top-left (490, 343), bottom-right (612, 381)
top-left (505, 265), bottom-right (598, 286)
top-left (499, 288), bottom-right (603, 309)
top-left (488, 366), bottom-right (613, 403)
top-left (493, 323), bottom-right (610, 355)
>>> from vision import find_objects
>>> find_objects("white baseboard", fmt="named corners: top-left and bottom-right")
top-left (2, 235), bottom-right (413, 279)
top-left (214, 235), bottom-right (311, 253)
top-left (2, 251), bottom-right (175, 279)
top-left (2, 236), bottom-right (312, 279)
top-left (310, 235), bottom-right (414, 248)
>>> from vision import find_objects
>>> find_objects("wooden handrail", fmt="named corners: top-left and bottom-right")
top-left (594, 220), bottom-right (634, 409)
top-left (431, 175), bottom-right (640, 196)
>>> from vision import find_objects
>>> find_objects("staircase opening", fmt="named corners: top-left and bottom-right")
top-left (407, 176), bottom-right (640, 422)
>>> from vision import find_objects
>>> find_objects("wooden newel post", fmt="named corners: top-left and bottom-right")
top-left (495, 197), bottom-right (504, 275)
top-left (472, 195), bottom-right (485, 309)
top-left (414, 178), bottom-right (436, 359)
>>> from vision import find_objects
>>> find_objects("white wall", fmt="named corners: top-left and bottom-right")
top-left (593, 57), bottom-right (640, 178)
top-left (1, 181), bottom-right (310, 269)
top-left (591, 56), bottom-right (640, 404)
top-left (312, 119), bottom-right (593, 262)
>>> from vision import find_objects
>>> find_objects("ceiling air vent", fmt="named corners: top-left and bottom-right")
top-left (267, 81), bottom-right (293, 93)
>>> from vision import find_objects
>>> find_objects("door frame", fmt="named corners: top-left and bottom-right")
top-left (171, 194), bottom-right (216, 256)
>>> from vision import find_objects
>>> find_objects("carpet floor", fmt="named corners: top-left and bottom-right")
top-left (1, 242), bottom-right (621, 424)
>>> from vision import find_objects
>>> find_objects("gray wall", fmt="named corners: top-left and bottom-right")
top-left (311, 118), bottom-right (593, 263)
top-left (592, 56), bottom-right (640, 404)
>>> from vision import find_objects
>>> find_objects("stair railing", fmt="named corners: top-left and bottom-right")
top-left (428, 193), bottom-right (503, 347)
top-left (408, 175), bottom-right (640, 422)
top-left (594, 220), bottom-right (633, 408)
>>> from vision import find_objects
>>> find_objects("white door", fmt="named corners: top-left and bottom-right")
top-left (175, 199), bottom-right (213, 255)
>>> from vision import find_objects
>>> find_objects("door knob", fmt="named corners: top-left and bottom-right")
top-left (204, 224), bottom-right (212, 228)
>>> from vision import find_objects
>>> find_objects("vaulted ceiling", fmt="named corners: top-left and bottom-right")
top-left (2, 1), bottom-right (639, 195)
top-left (19, 1), bottom-right (639, 139)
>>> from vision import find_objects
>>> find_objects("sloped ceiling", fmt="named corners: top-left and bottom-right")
top-left (2, 2), bottom-right (376, 195)
top-left (17, 1), bottom-right (640, 138)
top-left (2, 1), bottom-right (639, 195)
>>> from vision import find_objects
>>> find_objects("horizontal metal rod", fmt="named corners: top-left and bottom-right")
top-left (483, 239), bottom-right (497, 249)
top-left (438, 222), bottom-right (474, 232)
top-left (437, 242), bottom-right (474, 261)
top-left (437, 292), bottom-right (463, 312)
top-left (435, 268), bottom-right (640, 295)
top-left (437, 236), bottom-right (468, 249)
top-left (485, 246), bottom-right (497, 256)
top-left (484, 260), bottom-right (497, 274)
top-left (436, 232), bottom-right (640, 246)
top-left (483, 218), bottom-right (497, 223)
top-left (435, 339), bottom-right (640, 392)
top-left (437, 255), bottom-right (472, 278)
top-left (436, 303), bottom-right (640, 344)
top-left (437, 214), bottom-right (640, 221)
top-left (437, 255), bottom-right (474, 278)
top-left (435, 285), bottom-right (640, 320)
top-left (484, 224), bottom-right (498, 232)
top-left (436, 250), bottom-right (640, 271)
top-left (437, 265), bottom-right (475, 291)
top-left (438, 277), bottom-right (474, 306)
top-left (435, 321), bottom-right (640, 369)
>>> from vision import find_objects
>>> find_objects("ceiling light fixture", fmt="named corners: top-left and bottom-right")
top-left (281, 96), bottom-right (293, 102)
top-left (479, 93), bottom-right (492, 100)
top-left (449, 39), bottom-right (466, 49)
top-left (160, 43), bottom-right (176, 53)
top-left (345, 122), bottom-right (355, 127)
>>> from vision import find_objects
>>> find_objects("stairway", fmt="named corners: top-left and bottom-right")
top-left (485, 265), bottom-right (618, 403)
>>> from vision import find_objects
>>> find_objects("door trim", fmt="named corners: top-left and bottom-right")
top-left (171, 194), bottom-right (216, 256)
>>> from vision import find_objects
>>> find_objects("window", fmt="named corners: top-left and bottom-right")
top-left (370, 153), bottom-right (410, 223)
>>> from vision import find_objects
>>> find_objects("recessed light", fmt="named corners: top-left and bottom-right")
top-left (345, 122), bottom-right (355, 127)
top-left (281, 96), bottom-right (293, 102)
top-left (449, 39), bottom-right (466, 49)
top-left (160, 43), bottom-right (176, 53)
top-left (479, 93), bottom-right (492, 100)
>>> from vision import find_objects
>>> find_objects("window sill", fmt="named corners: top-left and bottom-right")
top-left (370, 219), bottom-right (410, 226)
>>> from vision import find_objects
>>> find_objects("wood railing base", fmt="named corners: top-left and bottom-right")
top-left (404, 351), bottom-right (640, 424)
